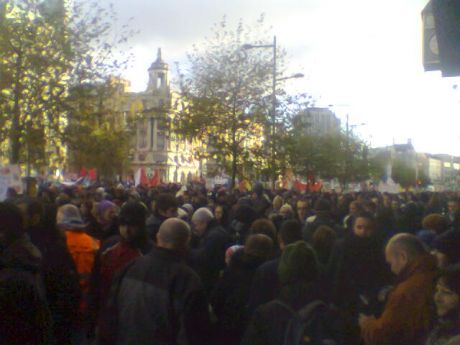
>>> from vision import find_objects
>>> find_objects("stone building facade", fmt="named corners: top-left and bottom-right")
top-left (119, 49), bottom-right (200, 183)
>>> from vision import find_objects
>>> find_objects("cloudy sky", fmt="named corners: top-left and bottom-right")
top-left (103, 0), bottom-right (460, 156)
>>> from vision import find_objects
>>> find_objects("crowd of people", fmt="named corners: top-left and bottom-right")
top-left (1, 181), bottom-right (460, 345)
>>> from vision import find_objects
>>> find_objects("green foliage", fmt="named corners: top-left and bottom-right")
top-left (392, 157), bottom-right (416, 189)
top-left (174, 15), bottom-right (279, 187)
top-left (283, 117), bottom-right (370, 185)
top-left (0, 0), bottom-right (136, 178)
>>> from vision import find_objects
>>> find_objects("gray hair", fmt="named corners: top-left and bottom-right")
top-left (191, 207), bottom-right (214, 224)
top-left (387, 233), bottom-right (428, 259)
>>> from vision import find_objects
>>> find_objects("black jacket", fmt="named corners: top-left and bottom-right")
top-left (190, 220), bottom-right (232, 294)
top-left (98, 247), bottom-right (210, 345)
top-left (211, 253), bottom-right (267, 345)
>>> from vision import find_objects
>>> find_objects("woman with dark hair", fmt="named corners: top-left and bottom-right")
top-left (214, 204), bottom-right (230, 230)
top-left (426, 267), bottom-right (460, 345)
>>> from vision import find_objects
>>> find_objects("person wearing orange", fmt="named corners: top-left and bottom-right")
top-left (359, 233), bottom-right (437, 345)
top-left (57, 204), bottom-right (99, 297)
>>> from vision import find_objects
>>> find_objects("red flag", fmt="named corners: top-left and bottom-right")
top-left (294, 180), bottom-right (307, 192)
top-left (88, 168), bottom-right (97, 182)
top-left (140, 167), bottom-right (149, 186)
top-left (150, 169), bottom-right (160, 187)
top-left (80, 167), bottom-right (88, 177)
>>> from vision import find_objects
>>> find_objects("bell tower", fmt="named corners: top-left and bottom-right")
top-left (147, 48), bottom-right (170, 95)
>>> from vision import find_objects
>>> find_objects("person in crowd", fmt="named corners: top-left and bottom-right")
top-left (91, 202), bottom-right (152, 331)
top-left (328, 212), bottom-right (391, 320)
top-left (303, 198), bottom-right (342, 242)
top-left (225, 244), bottom-right (244, 266)
top-left (249, 218), bottom-right (277, 244)
top-left (247, 219), bottom-right (303, 314)
top-left (190, 207), bottom-right (232, 294)
top-left (214, 203), bottom-right (230, 229)
top-left (211, 234), bottom-right (274, 345)
top-left (98, 218), bottom-right (210, 345)
top-left (146, 192), bottom-right (178, 241)
top-left (270, 195), bottom-right (283, 217)
top-left (447, 197), bottom-right (460, 230)
top-left (57, 204), bottom-right (99, 310)
top-left (360, 233), bottom-right (438, 345)
top-left (17, 198), bottom-right (81, 344)
top-left (295, 198), bottom-right (312, 226)
top-left (312, 224), bottom-right (337, 267)
top-left (432, 229), bottom-right (460, 269)
top-left (426, 266), bottom-right (460, 345)
top-left (251, 183), bottom-right (271, 218)
top-left (229, 203), bottom-right (257, 244)
top-left (0, 202), bottom-right (54, 345)
top-left (343, 200), bottom-right (364, 231)
top-left (241, 241), bottom-right (342, 345)
top-left (417, 213), bottom-right (449, 248)
top-left (91, 200), bottom-right (120, 249)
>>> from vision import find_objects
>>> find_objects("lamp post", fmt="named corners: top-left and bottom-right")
top-left (243, 36), bottom-right (303, 188)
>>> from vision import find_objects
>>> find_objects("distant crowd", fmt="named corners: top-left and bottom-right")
top-left (1, 182), bottom-right (460, 345)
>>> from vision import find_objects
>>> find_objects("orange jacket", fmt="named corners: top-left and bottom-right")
top-left (65, 230), bottom-right (100, 293)
top-left (361, 254), bottom-right (437, 345)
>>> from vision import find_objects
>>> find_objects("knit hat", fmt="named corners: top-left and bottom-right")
top-left (56, 204), bottom-right (87, 230)
top-left (433, 230), bottom-right (460, 265)
top-left (119, 202), bottom-right (147, 228)
top-left (225, 245), bottom-right (244, 264)
top-left (96, 200), bottom-right (118, 217)
top-left (278, 241), bottom-right (318, 285)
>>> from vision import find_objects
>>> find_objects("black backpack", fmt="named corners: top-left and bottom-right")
top-left (274, 299), bottom-right (340, 345)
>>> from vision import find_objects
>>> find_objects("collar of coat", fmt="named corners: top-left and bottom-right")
top-left (397, 254), bottom-right (437, 283)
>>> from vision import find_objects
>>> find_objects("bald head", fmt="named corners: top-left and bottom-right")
top-left (387, 233), bottom-right (427, 259)
top-left (385, 233), bottom-right (428, 276)
top-left (157, 218), bottom-right (191, 252)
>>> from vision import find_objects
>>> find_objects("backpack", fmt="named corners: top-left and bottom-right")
top-left (274, 299), bottom-right (340, 345)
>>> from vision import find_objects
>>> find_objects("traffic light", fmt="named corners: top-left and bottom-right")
top-left (422, 0), bottom-right (460, 77)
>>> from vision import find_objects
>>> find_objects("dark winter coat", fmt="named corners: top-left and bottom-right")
top-left (247, 258), bottom-right (280, 316)
top-left (98, 247), bottom-right (210, 345)
top-left (211, 253), bottom-right (268, 345)
top-left (241, 282), bottom-right (329, 345)
top-left (327, 233), bottom-right (391, 317)
top-left (190, 220), bottom-right (232, 294)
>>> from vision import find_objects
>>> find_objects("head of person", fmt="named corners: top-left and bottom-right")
top-left (422, 213), bottom-right (449, 235)
top-left (56, 204), bottom-right (87, 231)
top-left (352, 211), bottom-right (376, 238)
top-left (14, 197), bottom-right (43, 229)
top-left (191, 207), bottom-right (214, 236)
top-left (272, 195), bottom-right (283, 212)
top-left (0, 202), bottom-right (25, 246)
top-left (156, 218), bottom-right (191, 255)
top-left (312, 225), bottom-right (337, 252)
top-left (448, 198), bottom-right (460, 215)
top-left (118, 201), bottom-right (148, 246)
top-left (434, 267), bottom-right (460, 319)
top-left (93, 200), bottom-right (119, 230)
top-left (296, 199), bottom-right (309, 223)
top-left (433, 230), bottom-right (460, 269)
top-left (279, 204), bottom-right (294, 220)
top-left (225, 245), bottom-right (244, 266)
top-left (385, 233), bottom-right (428, 276)
top-left (278, 241), bottom-right (318, 286)
top-left (278, 219), bottom-right (302, 251)
top-left (214, 204), bottom-right (228, 224)
top-left (250, 219), bottom-right (277, 243)
top-left (155, 193), bottom-right (179, 218)
top-left (349, 201), bottom-right (363, 216)
top-left (244, 234), bottom-right (274, 261)
top-left (314, 198), bottom-right (331, 217)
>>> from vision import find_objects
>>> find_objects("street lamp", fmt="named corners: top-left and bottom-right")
top-left (243, 36), bottom-right (303, 188)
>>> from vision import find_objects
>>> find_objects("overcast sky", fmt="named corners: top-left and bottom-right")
top-left (103, 0), bottom-right (460, 156)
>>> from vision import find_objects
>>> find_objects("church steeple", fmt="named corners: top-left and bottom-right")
top-left (147, 48), bottom-right (169, 93)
